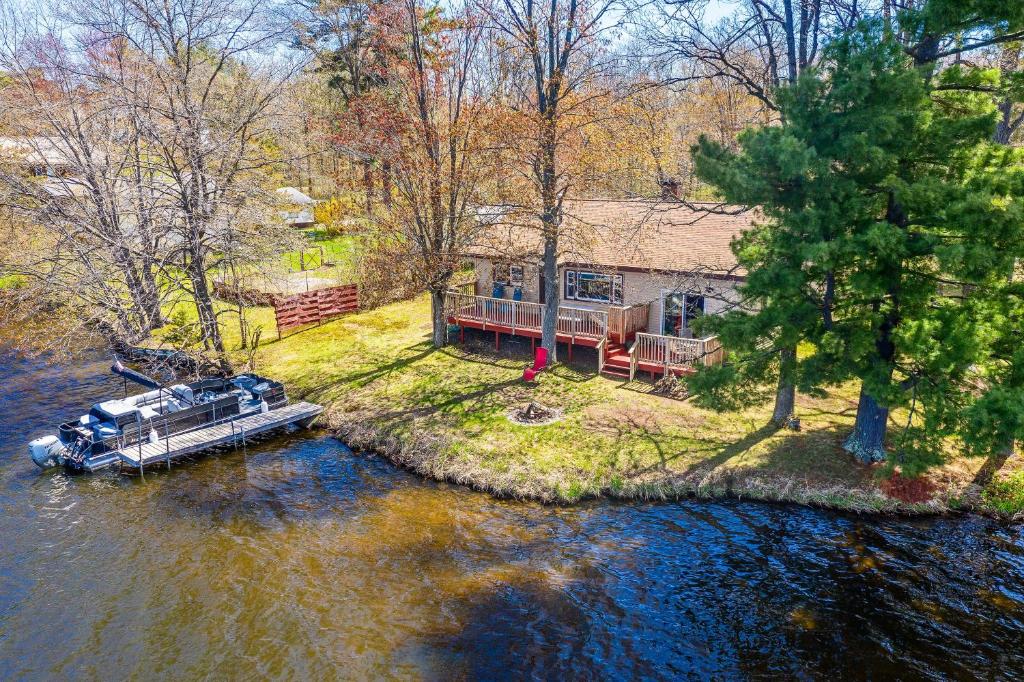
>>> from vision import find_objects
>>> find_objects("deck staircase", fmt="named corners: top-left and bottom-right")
top-left (599, 334), bottom-right (725, 380)
top-left (600, 341), bottom-right (633, 377)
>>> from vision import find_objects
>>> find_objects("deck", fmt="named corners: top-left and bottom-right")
top-left (445, 291), bottom-right (633, 356)
top-left (111, 401), bottom-right (323, 471)
top-left (445, 290), bottom-right (723, 378)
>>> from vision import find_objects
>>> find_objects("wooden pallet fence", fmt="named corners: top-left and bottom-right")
top-left (274, 284), bottom-right (358, 336)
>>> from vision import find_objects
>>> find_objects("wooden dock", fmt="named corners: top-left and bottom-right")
top-left (111, 401), bottom-right (323, 471)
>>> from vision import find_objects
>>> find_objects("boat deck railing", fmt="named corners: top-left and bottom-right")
top-left (80, 391), bottom-right (288, 462)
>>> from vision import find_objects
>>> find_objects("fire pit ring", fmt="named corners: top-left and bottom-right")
top-left (507, 401), bottom-right (562, 426)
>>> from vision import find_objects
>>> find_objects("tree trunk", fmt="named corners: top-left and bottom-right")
top-left (540, 235), bottom-right (559, 362)
top-left (770, 346), bottom-right (796, 426)
top-left (138, 256), bottom-right (163, 330)
top-left (430, 288), bottom-right (447, 348)
top-left (995, 98), bottom-right (1014, 145)
top-left (844, 386), bottom-right (889, 463)
top-left (782, 0), bottom-right (798, 83)
top-left (363, 160), bottom-right (374, 214)
top-left (187, 255), bottom-right (224, 354)
top-left (381, 159), bottom-right (393, 208)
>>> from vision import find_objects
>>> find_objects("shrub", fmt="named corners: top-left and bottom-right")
top-left (314, 194), bottom-right (365, 235)
top-left (983, 471), bottom-right (1024, 516)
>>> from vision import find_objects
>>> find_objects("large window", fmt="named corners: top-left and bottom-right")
top-left (564, 270), bottom-right (623, 304)
top-left (662, 292), bottom-right (705, 336)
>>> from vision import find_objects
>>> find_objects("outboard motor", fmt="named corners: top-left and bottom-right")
top-left (29, 435), bottom-right (68, 469)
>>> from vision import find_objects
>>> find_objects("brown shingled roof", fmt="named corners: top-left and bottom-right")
top-left (466, 199), bottom-right (755, 277)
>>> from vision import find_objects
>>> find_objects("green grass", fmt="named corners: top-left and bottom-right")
top-left (0, 274), bottom-right (24, 290)
top-left (281, 233), bottom-right (358, 273)
top-left (151, 293), bottom-right (1022, 514)
top-left (983, 471), bottom-right (1024, 516)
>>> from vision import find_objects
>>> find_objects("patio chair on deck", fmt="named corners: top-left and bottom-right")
top-left (486, 283), bottom-right (503, 317)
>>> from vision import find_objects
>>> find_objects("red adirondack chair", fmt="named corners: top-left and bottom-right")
top-left (523, 346), bottom-right (548, 381)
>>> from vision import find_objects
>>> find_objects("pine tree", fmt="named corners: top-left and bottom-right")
top-left (691, 25), bottom-right (1024, 469)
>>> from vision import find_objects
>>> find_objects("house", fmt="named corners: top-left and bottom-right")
top-left (0, 137), bottom-right (80, 200)
top-left (446, 199), bottom-right (755, 379)
top-left (275, 186), bottom-right (318, 228)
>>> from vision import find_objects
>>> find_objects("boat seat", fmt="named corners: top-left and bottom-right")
top-left (92, 422), bottom-right (119, 439)
top-left (137, 405), bottom-right (160, 421)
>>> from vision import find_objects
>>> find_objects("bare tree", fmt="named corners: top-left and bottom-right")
top-left (640, 0), bottom-right (868, 114)
top-left (73, 0), bottom-right (301, 356)
top-left (384, 0), bottom-right (491, 347)
top-left (0, 12), bottom-right (172, 344)
top-left (483, 0), bottom-right (627, 362)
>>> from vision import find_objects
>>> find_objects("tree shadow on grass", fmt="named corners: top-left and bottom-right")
top-left (370, 377), bottom-right (524, 422)
top-left (297, 342), bottom-right (437, 404)
top-left (587, 404), bottom-right (868, 489)
top-left (624, 417), bottom-right (781, 477)
top-left (438, 345), bottom-right (527, 371)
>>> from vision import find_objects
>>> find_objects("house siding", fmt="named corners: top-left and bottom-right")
top-left (465, 256), bottom-right (742, 335)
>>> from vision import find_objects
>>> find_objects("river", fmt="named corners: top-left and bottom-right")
top-left (1, 349), bottom-right (1023, 680)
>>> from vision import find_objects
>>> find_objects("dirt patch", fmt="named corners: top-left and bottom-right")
top-left (882, 473), bottom-right (937, 503)
top-left (652, 375), bottom-right (690, 400)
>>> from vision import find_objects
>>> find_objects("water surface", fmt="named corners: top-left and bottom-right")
top-left (1, 349), bottom-right (1022, 679)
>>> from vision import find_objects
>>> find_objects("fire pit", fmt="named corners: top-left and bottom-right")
top-left (508, 401), bottom-right (562, 426)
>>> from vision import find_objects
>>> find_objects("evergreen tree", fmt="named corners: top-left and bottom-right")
top-left (690, 25), bottom-right (1024, 469)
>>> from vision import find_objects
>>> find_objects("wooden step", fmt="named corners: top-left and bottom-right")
top-left (601, 366), bottom-right (631, 378)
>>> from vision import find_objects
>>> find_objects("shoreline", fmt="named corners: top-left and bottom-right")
top-left (325, 410), bottom-right (996, 519)
top-left (135, 294), bottom-right (1024, 522)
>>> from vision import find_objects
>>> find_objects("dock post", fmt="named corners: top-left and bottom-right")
top-left (136, 412), bottom-right (145, 480)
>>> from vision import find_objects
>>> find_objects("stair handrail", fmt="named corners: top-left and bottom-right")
top-left (628, 340), bottom-right (638, 382)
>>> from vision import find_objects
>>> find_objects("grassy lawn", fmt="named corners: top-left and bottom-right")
top-left (281, 232), bottom-right (359, 273)
top-left (151, 294), bottom-right (1024, 515)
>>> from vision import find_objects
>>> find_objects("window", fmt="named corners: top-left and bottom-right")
top-left (684, 295), bottom-right (705, 327)
top-left (509, 265), bottom-right (524, 287)
top-left (494, 263), bottom-right (524, 287)
top-left (662, 291), bottom-right (705, 336)
top-left (563, 270), bottom-right (623, 304)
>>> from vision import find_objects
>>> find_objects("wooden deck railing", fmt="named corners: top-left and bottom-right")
top-left (445, 291), bottom-right (608, 340)
top-left (555, 306), bottom-right (609, 340)
top-left (608, 303), bottom-right (650, 343)
top-left (629, 333), bottom-right (724, 380)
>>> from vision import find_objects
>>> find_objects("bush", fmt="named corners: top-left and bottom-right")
top-left (314, 194), bottom-right (366, 235)
top-left (983, 471), bottom-right (1024, 516)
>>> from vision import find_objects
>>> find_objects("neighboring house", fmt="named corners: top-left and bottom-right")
top-left (0, 137), bottom-right (80, 200)
top-left (276, 186), bottom-right (318, 228)
top-left (447, 199), bottom-right (755, 378)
